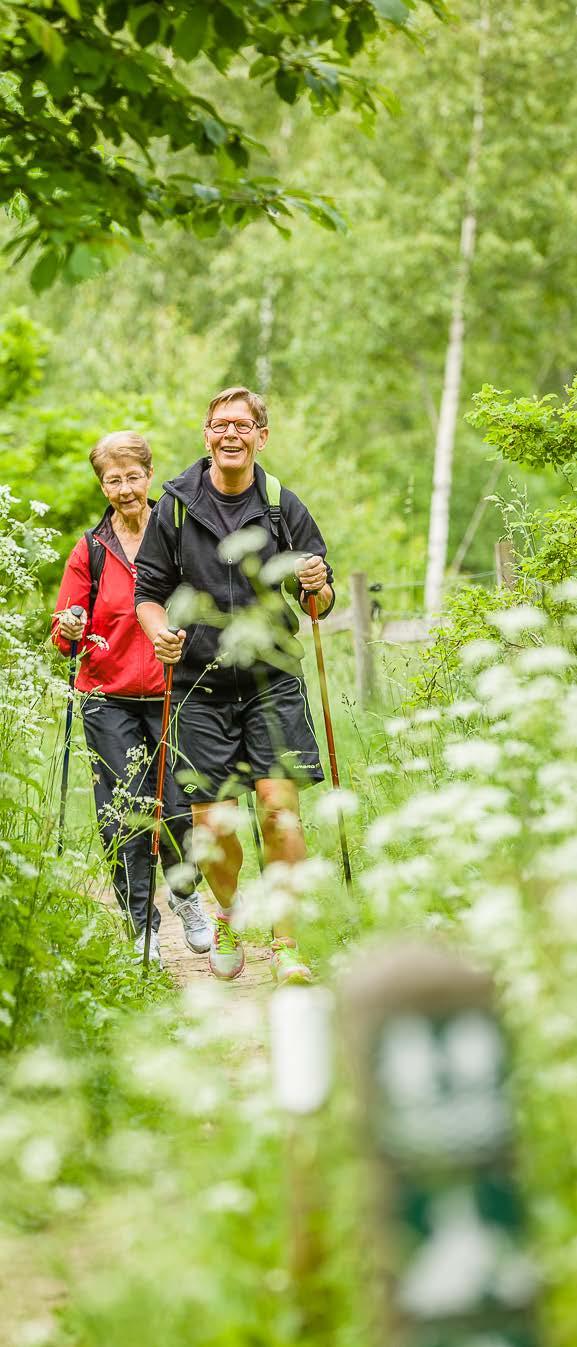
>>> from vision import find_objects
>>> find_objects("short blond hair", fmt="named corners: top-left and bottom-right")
top-left (89, 431), bottom-right (152, 481)
top-left (204, 386), bottom-right (268, 428)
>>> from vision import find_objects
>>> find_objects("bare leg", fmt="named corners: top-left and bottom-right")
top-left (191, 799), bottom-right (241, 909)
top-left (255, 778), bottom-right (306, 940)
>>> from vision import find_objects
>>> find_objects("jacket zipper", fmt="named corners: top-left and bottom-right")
top-left (93, 537), bottom-right (153, 699)
top-left (227, 557), bottom-right (242, 702)
top-left (182, 499), bottom-right (267, 703)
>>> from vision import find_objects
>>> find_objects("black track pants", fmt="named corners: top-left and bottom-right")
top-left (82, 695), bottom-right (196, 935)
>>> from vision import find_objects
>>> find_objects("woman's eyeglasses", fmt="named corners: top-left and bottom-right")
top-left (102, 472), bottom-right (149, 489)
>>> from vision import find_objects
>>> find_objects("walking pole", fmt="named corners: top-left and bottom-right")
top-left (143, 660), bottom-right (175, 972)
top-left (57, 604), bottom-right (85, 857)
top-left (308, 594), bottom-right (353, 894)
top-left (247, 792), bottom-right (264, 873)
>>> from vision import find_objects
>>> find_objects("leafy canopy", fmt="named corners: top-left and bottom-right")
top-left (0, 0), bottom-right (447, 289)
top-left (467, 381), bottom-right (577, 472)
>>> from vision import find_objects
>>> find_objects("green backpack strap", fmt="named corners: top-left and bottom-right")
top-left (170, 474), bottom-right (291, 572)
top-left (263, 471), bottom-right (293, 550)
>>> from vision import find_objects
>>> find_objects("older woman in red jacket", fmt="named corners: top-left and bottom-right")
top-left (52, 430), bottom-right (211, 966)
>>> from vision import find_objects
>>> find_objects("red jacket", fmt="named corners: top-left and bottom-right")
top-left (52, 530), bottom-right (165, 697)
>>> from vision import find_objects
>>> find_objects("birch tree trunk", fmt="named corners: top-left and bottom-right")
top-left (424, 1), bottom-right (489, 622)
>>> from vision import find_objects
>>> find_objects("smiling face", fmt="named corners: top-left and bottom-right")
top-left (204, 397), bottom-right (269, 488)
top-left (100, 452), bottom-right (153, 524)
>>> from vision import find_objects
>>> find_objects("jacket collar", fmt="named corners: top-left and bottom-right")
top-left (163, 457), bottom-right (269, 513)
top-left (91, 500), bottom-right (157, 537)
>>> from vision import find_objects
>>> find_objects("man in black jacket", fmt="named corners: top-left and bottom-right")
top-left (135, 386), bottom-right (334, 984)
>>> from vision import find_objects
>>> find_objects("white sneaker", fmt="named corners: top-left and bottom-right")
top-left (209, 914), bottom-right (245, 981)
top-left (168, 891), bottom-right (213, 954)
top-left (133, 930), bottom-right (163, 968)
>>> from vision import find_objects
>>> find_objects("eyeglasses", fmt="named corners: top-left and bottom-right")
top-left (102, 472), bottom-right (149, 489)
top-left (207, 418), bottom-right (260, 436)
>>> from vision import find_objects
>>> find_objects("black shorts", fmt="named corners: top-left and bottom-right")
top-left (171, 674), bottom-right (324, 803)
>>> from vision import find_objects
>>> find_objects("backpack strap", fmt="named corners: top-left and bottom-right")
top-left (84, 530), bottom-right (106, 618)
top-left (263, 471), bottom-right (292, 551)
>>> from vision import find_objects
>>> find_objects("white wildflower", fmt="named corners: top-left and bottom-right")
top-left (444, 739), bottom-right (501, 775)
top-left (384, 717), bottom-right (411, 737)
top-left (448, 698), bottom-right (481, 720)
top-left (12, 1047), bottom-right (77, 1093)
top-left (19, 1136), bottom-right (61, 1184)
top-left (204, 801), bottom-right (239, 835)
top-left (476, 664), bottom-right (520, 714)
top-left (260, 552), bottom-right (299, 585)
top-left (203, 1181), bottom-right (255, 1214)
top-left (516, 645), bottom-right (573, 675)
top-left (413, 708), bottom-right (441, 724)
top-left (487, 604), bottom-right (547, 636)
top-left (366, 763), bottom-right (394, 777)
top-left (475, 814), bottom-right (521, 845)
top-left (367, 815), bottom-right (398, 848)
top-left (464, 886), bottom-right (522, 951)
top-left (15, 1316), bottom-right (56, 1346)
top-left (536, 838), bottom-right (577, 879)
top-left (532, 806), bottom-right (577, 835)
top-left (551, 578), bottom-right (577, 602)
top-left (165, 862), bottom-right (198, 893)
top-left (314, 789), bottom-right (358, 823)
top-left (549, 883), bottom-right (577, 933)
top-left (29, 499), bottom-right (50, 517)
top-left (217, 526), bottom-right (267, 563)
top-left (400, 757), bottom-right (430, 773)
top-left (52, 1186), bottom-right (86, 1213)
top-left (459, 639), bottom-right (501, 669)
top-left (538, 761), bottom-right (577, 793)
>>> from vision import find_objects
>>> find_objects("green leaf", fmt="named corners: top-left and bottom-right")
top-left (249, 55), bottom-right (276, 79)
top-left (66, 243), bottom-right (103, 281)
top-left (57, 0), bottom-right (81, 16)
top-left (298, 1), bottom-right (332, 37)
top-left (213, 3), bottom-right (247, 50)
top-left (137, 11), bottom-right (161, 46)
top-left (345, 16), bottom-right (364, 55)
top-left (129, 5), bottom-right (161, 47)
top-left (173, 7), bottom-right (208, 60)
top-left (275, 68), bottom-right (299, 105)
top-left (30, 249), bottom-right (60, 293)
top-left (106, 0), bottom-right (128, 31)
top-left (372, 0), bottom-right (410, 23)
top-left (25, 15), bottom-right (66, 64)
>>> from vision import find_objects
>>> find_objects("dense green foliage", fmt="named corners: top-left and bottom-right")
top-left (0, 0), bottom-right (446, 286)
top-left (4, 2), bottom-right (577, 1343)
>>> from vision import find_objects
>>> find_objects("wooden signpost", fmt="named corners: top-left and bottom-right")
top-left (341, 942), bottom-right (540, 1347)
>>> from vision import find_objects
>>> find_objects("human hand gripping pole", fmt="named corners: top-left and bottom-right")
top-left (307, 592), bottom-right (353, 895)
top-left (57, 604), bottom-right (85, 857)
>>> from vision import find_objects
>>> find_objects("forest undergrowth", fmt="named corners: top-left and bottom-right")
top-left (3, 476), bottom-right (577, 1346)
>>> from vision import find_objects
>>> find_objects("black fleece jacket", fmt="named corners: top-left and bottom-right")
top-left (134, 458), bottom-right (335, 697)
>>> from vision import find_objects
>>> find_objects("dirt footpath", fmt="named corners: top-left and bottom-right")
top-left (99, 881), bottom-right (273, 997)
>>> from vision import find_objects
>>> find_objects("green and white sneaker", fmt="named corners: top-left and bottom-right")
top-left (133, 930), bottom-right (163, 968)
top-left (209, 914), bottom-right (245, 981)
top-left (168, 890), bottom-right (213, 954)
top-left (271, 938), bottom-right (313, 986)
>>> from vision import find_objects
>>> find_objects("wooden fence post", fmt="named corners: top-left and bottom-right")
top-left (495, 539), bottom-right (516, 589)
top-left (350, 571), bottom-right (376, 706)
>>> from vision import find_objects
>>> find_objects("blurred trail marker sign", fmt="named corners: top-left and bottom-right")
top-left (341, 943), bottom-right (540, 1347)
